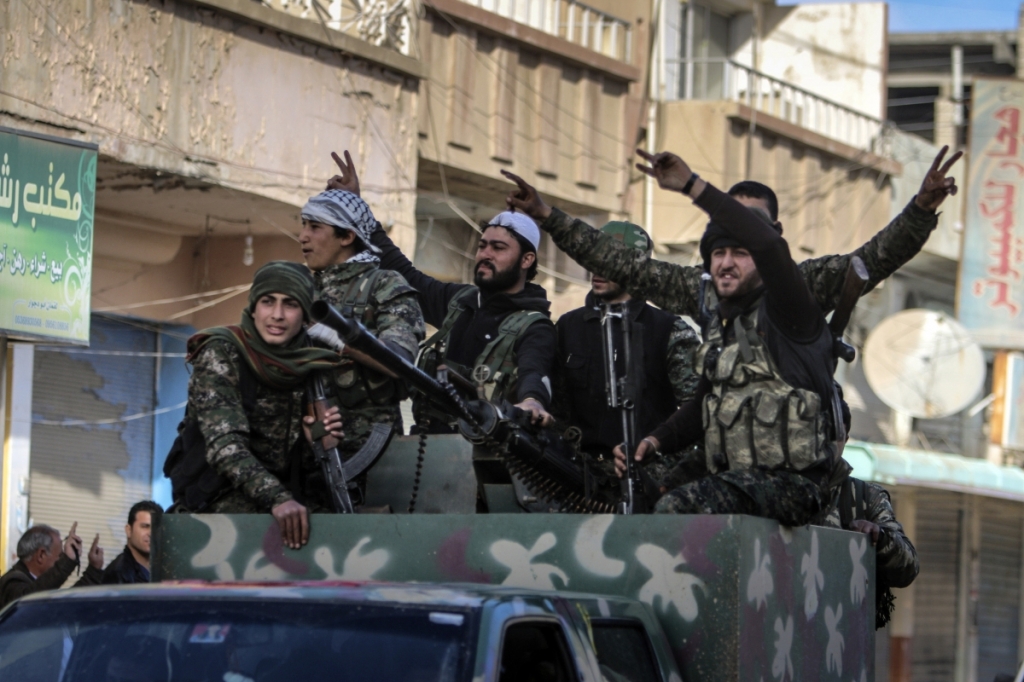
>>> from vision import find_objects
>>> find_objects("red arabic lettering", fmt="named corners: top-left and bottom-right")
top-left (989, 106), bottom-right (1022, 158)
top-left (975, 178), bottom-right (1023, 316)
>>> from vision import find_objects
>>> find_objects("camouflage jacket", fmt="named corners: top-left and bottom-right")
top-left (539, 200), bottom-right (940, 316)
top-left (315, 260), bottom-right (425, 454)
top-left (188, 339), bottom-right (310, 510)
top-left (819, 478), bottom-right (920, 588)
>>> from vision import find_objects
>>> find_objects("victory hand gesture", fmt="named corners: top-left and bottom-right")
top-left (635, 149), bottom-right (700, 194)
top-left (327, 150), bottom-right (361, 196)
top-left (501, 170), bottom-right (551, 221)
top-left (914, 145), bottom-right (962, 212)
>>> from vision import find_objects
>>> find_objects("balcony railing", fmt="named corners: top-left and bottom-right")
top-left (261, 0), bottom-right (413, 55)
top-left (459, 0), bottom-right (633, 62)
top-left (666, 58), bottom-right (884, 152)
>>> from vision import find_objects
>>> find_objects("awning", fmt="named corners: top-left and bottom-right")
top-left (845, 441), bottom-right (1024, 502)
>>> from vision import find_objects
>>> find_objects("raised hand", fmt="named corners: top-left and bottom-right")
top-left (500, 170), bottom-right (552, 222)
top-left (635, 149), bottom-right (703, 196)
top-left (63, 522), bottom-right (83, 561)
top-left (327, 150), bottom-right (361, 196)
top-left (87, 534), bottom-right (104, 569)
top-left (914, 145), bottom-right (963, 212)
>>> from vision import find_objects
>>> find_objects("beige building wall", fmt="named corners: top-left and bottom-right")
top-left (650, 100), bottom-right (895, 261)
top-left (731, 2), bottom-right (888, 119)
top-left (0, 0), bottom-right (422, 328)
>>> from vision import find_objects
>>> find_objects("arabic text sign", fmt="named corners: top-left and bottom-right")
top-left (0, 127), bottom-right (95, 344)
top-left (959, 80), bottom-right (1024, 339)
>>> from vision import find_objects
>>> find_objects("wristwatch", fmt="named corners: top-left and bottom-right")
top-left (681, 173), bottom-right (700, 196)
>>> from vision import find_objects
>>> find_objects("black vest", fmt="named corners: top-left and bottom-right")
top-left (556, 296), bottom-right (680, 455)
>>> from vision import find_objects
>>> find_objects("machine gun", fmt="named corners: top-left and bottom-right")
top-left (599, 303), bottom-right (650, 515)
top-left (310, 301), bottom-right (608, 513)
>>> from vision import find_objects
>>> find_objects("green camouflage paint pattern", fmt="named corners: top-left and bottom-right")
top-left (154, 513), bottom-right (875, 682)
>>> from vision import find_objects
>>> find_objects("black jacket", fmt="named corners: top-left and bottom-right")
top-left (371, 228), bottom-right (556, 405)
top-left (0, 554), bottom-right (103, 608)
top-left (554, 294), bottom-right (682, 455)
top-left (101, 546), bottom-right (151, 584)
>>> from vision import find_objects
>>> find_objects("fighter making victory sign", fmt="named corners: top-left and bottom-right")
top-left (502, 146), bottom-right (961, 523)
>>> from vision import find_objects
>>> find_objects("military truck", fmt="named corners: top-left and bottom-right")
top-left (146, 303), bottom-right (878, 681)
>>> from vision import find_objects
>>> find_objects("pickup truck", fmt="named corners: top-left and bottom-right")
top-left (150, 510), bottom-right (877, 682)
top-left (0, 580), bottom-right (679, 682)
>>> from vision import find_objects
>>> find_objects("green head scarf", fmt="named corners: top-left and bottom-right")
top-left (188, 261), bottom-right (339, 390)
top-left (600, 221), bottom-right (653, 256)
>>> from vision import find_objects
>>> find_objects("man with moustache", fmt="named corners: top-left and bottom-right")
top-left (551, 221), bottom-right (701, 500)
top-left (504, 145), bottom-right (961, 525)
top-left (326, 152), bottom-right (556, 429)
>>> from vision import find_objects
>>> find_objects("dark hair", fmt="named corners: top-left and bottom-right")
top-left (485, 225), bottom-right (539, 282)
top-left (727, 181), bottom-right (779, 221)
top-left (128, 500), bottom-right (163, 527)
top-left (332, 226), bottom-right (367, 253)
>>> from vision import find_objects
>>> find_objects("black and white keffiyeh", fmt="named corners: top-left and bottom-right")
top-left (301, 189), bottom-right (382, 255)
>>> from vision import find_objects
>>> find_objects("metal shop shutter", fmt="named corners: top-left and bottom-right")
top-left (29, 316), bottom-right (156, 578)
top-left (912, 489), bottom-right (963, 682)
top-left (977, 499), bottom-right (1023, 682)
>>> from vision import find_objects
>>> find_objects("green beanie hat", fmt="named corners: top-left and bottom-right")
top-left (600, 221), bottom-right (653, 256)
top-left (248, 261), bottom-right (316, 319)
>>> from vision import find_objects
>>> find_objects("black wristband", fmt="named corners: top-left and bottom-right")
top-left (681, 173), bottom-right (700, 196)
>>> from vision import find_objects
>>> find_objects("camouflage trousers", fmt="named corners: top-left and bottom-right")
top-left (654, 468), bottom-right (826, 527)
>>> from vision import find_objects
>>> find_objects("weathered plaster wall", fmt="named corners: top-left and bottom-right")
top-left (0, 0), bottom-right (420, 244)
top-left (416, 7), bottom-right (646, 218)
top-left (731, 3), bottom-right (887, 119)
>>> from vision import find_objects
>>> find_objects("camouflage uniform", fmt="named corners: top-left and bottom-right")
top-left (189, 340), bottom-right (319, 513)
top-left (538, 200), bottom-right (940, 315)
top-left (315, 260), bottom-right (425, 461)
top-left (645, 319), bottom-right (702, 485)
top-left (818, 478), bottom-right (919, 588)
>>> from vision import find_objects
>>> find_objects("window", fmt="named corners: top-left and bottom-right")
top-left (0, 598), bottom-right (475, 682)
top-left (499, 621), bottom-right (576, 682)
top-left (591, 620), bottom-right (661, 682)
top-left (665, 2), bottom-right (730, 100)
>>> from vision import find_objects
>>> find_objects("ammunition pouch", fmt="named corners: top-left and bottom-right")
top-left (698, 307), bottom-right (830, 477)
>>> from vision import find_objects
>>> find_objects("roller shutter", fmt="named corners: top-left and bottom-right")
top-left (29, 316), bottom-right (156, 580)
top-left (977, 499), bottom-right (1022, 682)
top-left (911, 489), bottom-right (962, 682)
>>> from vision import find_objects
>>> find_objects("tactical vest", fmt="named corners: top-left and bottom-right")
top-left (417, 287), bottom-right (548, 417)
top-left (694, 303), bottom-right (830, 475)
top-left (329, 268), bottom-right (408, 408)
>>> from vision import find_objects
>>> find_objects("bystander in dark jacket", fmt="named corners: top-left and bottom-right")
top-left (0, 524), bottom-right (103, 608)
top-left (102, 501), bottom-right (162, 584)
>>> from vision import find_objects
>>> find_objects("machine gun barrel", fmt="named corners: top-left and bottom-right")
top-left (310, 301), bottom-right (476, 425)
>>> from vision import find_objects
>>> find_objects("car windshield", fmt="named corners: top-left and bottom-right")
top-left (0, 596), bottom-right (475, 682)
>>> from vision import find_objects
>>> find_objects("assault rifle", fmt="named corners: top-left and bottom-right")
top-left (598, 303), bottom-right (650, 515)
top-left (827, 255), bottom-right (870, 445)
top-left (310, 301), bottom-right (608, 513)
top-left (829, 256), bottom-right (869, 364)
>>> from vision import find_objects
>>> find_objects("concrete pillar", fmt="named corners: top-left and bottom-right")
top-left (0, 343), bottom-right (33, 573)
top-left (889, 488), bottom-right (917, 682)
top-left (934, 83), bottom-right (957, 150)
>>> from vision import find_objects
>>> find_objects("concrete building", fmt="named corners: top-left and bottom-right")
top-left (0, 0), bottom-right (424, 570)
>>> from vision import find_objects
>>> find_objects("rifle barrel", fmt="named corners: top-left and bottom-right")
top-left (310, 301), bottom-right (475, 424)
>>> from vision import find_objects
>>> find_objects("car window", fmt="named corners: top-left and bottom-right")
top-left (498, 621), bottom-right (575, 682)
top-left (591, 620), bottom-right (661, 682)
top-left (0, 598), bottom-right (475, 682)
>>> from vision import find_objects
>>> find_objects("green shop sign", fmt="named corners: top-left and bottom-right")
top-left (0, 126), bottom-right (96, 344)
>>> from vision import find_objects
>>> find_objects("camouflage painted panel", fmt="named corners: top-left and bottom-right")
top-left (154, 514), bottom-right (876, 682)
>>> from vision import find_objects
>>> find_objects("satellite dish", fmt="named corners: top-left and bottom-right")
top-left (863, 309), bottom-right (985, 419)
